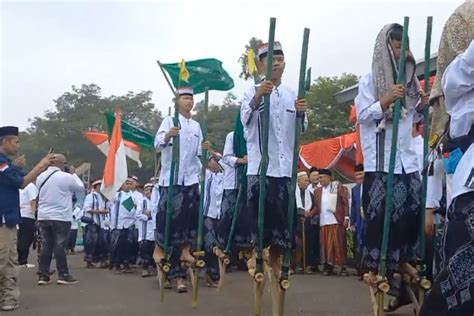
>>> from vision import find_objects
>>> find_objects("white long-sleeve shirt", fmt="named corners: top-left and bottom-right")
top-left (19, 183), bottom-right (38, 220)
top-left (222, 132), bottom-right (239, 190)
top-left (82, 191), bottom-right (107, 226)
top-left (110, 191), bottom-right (138, 230)
top-left (150, 184), bottom-right (160, 230)
top-left (319, 185), bottom-right (338, 227)
top-left (136, 197), bottom-right (154, 241)
top-left (355, 72), bottom-right (422, 174)
top-left (36, 167), bottom-right (85, 222)
top-left (155, 115), bottom-right (203, 187)
top-left (71, 205), bottom-right (82, 230)
top-left (411, 135), bottom-right (424, 174)
top-left (443, 40), bottom-right (474, 200)
top-left (241, 84), bottom-right (308, 178)
top-left (203, 170), bottom-right (224, 220)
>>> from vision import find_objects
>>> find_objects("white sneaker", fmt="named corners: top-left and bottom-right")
top-left (19, 263), bottom-right (36, 269)
top-left (1, 303), bottom-right (19, 311)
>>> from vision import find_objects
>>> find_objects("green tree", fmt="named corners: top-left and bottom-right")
top-left (21, 84), bottom-right (162, 182)
top-left (193, 92), bottom-right (239, 152)
top-left (238, 37), bottom-right (263, 81)
top-left (302, 73), bottom-right (359, 144)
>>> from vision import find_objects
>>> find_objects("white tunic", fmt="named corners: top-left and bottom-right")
top-left (426, 157), bottom-right (446, 209)
top-left (203, 170), bottom-right (224, 220)
top-left (155, 114), bottom-right (203, 187)
top-left (82, 191), bottom-right (107, 226)
top-left (355, 72), bottom-right (422, 174)
top-left (150, 184), bottom-right (160, 230)
top-left (222, 132), bottom-right (239, 190)
top-left (136, 197), bottom-right (154, 242)
top-left (442, 40), bottom-right (474, 201)
top-left (110, 191), bottom-right (138, 230)
top-left (319, 185), bottom-right (338, 227)
top-left (19, 183), bottom-right (38, 220)
top-left (411, 135), bottom-right (424, 174)
top-left (241, 84), bottom-right (308, 178)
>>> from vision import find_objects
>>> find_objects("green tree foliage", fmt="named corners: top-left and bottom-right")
top-left (193, 92), bottom-right (239, 152)
top-left (20, 84), bottom-right (162, 182)
top-left (302, 73), bottom-right (359, 144)
top-left (238, 37), bottom-right (263, 81)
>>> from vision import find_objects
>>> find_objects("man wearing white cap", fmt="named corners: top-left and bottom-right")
top-left (306, 169), bottom-right (349, 276)
top-left (240, 41), bottom-right (308, 278)
top-left (82, 179), bottom-right (108, 268)
top-left (294, 171), bottom-right (314, 274)
top-left (154, 86), bottom-right (209, 292)
top-left (136, 183), bottom-right (156, 277)
top-left (109, 177), bottom-right (138, 274)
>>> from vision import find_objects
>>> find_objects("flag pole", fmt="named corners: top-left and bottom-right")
top-left (157, 60), bottom-right (177, 95)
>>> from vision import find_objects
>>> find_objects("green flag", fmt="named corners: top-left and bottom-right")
top-left (161, 58), bottom-right (234, 94)
top-left (122, 196), bottom-right (135, 212)
top-left (105, 112), bottom-right (155, 150)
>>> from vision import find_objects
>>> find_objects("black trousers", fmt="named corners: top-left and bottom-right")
top-left (38, 220), bottom-right (71, 278)
top-left (17, 218), bottom-right (36, 265)
top-left (307, 223), bottom-right (320, 267)
top-left (67, 229), bottom-right (78, 251)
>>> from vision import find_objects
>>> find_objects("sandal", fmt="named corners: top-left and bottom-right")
top-left (177, 283), bottom-right (187, 293)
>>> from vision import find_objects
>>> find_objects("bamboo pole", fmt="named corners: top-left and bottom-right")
top-left (156, 60), bottom-right (180, 302)
top-left (276, 27), bottom-right (310, 316)
top-left (379, 16), bottom-right (410, 279)
top-left (255, 17), bottom-right (276, 316)
top-left (192, 88), bottom-right (209, 308)
top-left (419, 16), bottom-right (433, 261)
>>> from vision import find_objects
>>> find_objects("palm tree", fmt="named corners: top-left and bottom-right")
top-left (238, 37), bottom-right (263, 83)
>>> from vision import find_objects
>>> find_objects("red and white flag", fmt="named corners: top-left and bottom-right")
top-left (84, 132), bottom-right (142, 168)
top-left (99, 111), bottom-right (128, 200)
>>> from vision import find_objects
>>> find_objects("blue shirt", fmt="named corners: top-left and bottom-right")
top-left (0, 153), bottom-right (24, 227)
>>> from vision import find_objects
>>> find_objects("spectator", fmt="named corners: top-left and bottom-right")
top-left (0, 125), bottom-right (54, 311)
top-left (36, 154), bottom-right (84, 285)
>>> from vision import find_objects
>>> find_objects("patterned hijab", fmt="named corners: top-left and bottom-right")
top-left (429, 0), bottom-right (474, 145)
top-left (372, 24), bottom-right (420, 130)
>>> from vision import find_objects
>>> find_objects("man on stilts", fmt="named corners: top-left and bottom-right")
top-left (355, 22), bottom-right (428, 312)
top-left (420, 2), bottom-right (474, 314)
top-left (240, 40), bottom-right (308, 283)
top-left (154, 86), bottom-right (206, 293)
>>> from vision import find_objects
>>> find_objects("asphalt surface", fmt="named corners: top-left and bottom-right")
top-left (10, 252), bottom-right (416, 316)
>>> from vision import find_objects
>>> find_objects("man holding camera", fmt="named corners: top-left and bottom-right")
top-left (36, 153), bottom-right (84, 285)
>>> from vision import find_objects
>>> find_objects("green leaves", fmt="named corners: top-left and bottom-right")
top-left (302, 73), bottom-right (359, 144)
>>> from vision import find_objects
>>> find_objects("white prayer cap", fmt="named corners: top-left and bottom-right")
top-left (297, 171), bottom-right (308, 178)
top-left (257, 41), bottom-right (284, 59)
top-left (91, 179), bottom-right (102, 187)
top-left (177, 86), bottom-right (194, 96)
top-left (144, 183), bottom-right (154, 189)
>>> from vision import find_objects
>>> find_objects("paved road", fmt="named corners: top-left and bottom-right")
top-left (11, 253), bottom-right (416, 316)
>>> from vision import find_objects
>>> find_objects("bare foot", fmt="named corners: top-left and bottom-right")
top-left (247, 255), bottom-right (256, 277)
top-left (153, 246), bottom-right (164, 264)
top-left (180, 248), bottom-right (195, 264)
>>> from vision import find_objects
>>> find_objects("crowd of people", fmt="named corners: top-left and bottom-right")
top-left (0, 2), bottom-right (472, 315)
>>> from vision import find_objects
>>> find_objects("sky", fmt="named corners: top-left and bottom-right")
top-left (0, 0), bottom-right (463, 130)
